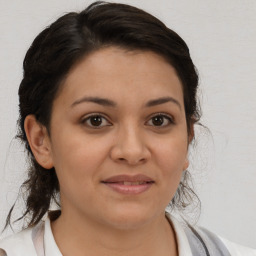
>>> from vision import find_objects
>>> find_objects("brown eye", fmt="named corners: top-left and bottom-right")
top-left (152, 116), bottom-right (164, 126)
top-left (147, 114), bottom-right (174, 127)
top-left (82, 114), bottom-right (111, 128)
top-left (90, 116), bottom-right (103, 126)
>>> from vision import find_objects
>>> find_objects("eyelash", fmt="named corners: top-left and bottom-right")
top-left (81, 113), bottom-right (111, 129)
top-left (81, 112), bottom-right (175, 129)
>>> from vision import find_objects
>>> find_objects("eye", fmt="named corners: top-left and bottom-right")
top-left (146, 113), bottom-right (174, 127)
top-left (81, 114), bottom-right (111, 128)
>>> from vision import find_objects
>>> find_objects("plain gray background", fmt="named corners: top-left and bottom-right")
top-left (0, 0), bottom-right (255, 248)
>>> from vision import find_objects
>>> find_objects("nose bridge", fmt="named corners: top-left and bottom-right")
top-left (110, 120), bottom-right (150, 165)
top-left (121, 121), bottom-right (142, 148)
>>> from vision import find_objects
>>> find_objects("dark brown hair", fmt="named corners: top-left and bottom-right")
top-left (6, 1), bottom-right (200, 229)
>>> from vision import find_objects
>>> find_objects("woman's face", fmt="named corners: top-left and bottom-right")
top-left (46, 47), bottom-right (190, 229)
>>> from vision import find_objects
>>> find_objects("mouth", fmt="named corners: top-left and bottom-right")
top-left (101, 174), bottom-right (155, 195)
top-left (104, 181), bottom-right (154, 185)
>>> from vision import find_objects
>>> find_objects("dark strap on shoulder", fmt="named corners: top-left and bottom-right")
top-left (185, 224), bottom-right (231, 256)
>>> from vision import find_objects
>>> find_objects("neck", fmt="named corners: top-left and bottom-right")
top-left (51, 210), bottom-right (178, 256)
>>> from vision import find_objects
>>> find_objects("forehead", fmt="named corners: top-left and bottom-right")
top-left (55, 47), bottom-right (184, 109)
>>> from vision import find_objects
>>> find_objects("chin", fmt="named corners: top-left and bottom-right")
top-left (101, 205), bottom-right (162, 230)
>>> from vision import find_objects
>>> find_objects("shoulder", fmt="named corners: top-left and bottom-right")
top-left (196, 226), bottom-right (256, 256)
top-left (166, 212), bottom-right (256, 256)
top-left (192, 225), bottom-right (256, 256)
top-left (0, 226), bottom-right (38, 256)
top-left (219, 236), bottom-right (256, 256)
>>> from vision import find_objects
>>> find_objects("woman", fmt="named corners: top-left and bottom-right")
top-left (0, 2), bottom-right (255, 255)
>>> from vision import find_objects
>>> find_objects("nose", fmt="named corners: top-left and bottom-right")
top-left (110, 125), bottom-right (151, 166)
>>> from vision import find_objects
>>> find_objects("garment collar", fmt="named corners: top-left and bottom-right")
top-left (44, 212), bottom-right (192, 256)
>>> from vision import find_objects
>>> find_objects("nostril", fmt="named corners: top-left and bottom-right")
top-left (117, 157), bottom-right (145, 165)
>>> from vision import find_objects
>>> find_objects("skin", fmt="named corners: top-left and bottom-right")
top-left (25, 47), bottom-right (192, 256)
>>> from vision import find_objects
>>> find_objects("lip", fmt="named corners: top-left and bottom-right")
top-left (101, 174), bottom-right (154, 195)
top-left (102, 174), bottom-right (154, 183)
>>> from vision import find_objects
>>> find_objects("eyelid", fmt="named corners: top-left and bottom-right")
top-left (81, 112), bottom-right (112, 128)
top-left (80, 112), bottom-right (175, 129)
top-left (146, 112), bottom-right (175, 127)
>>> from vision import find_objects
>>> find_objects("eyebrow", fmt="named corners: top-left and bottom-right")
top-left (71, 96), bottom-right (181, 109)
top-left (145, 97), bottom-right (181, 109)
top-left (71, 97), bottom-right (117, 108)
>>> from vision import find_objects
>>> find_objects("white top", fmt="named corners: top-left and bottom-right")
top-left (0, 213), bottom-right (255, 256)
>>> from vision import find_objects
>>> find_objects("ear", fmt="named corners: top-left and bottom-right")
top-left (188, 122), bottom-right (195, 144)
top-left (183, 122), bottom-right (195, 170)
top-left (183, 158), bottom-right (189, 171)
top-left (24, 115), bottom-right (54, 169)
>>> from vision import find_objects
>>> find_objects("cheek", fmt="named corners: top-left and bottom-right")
top-left (147, 136), bottom-right (188, 207)
top-left (152, 136), bottom-right (188, 188)
top-left (155, 137), bottom-right (188, 169)
top-left (50, 131), bottom-right (111, 183)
